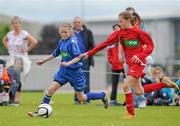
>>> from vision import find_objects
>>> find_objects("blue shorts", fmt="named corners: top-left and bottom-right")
top-left (53, 67), bottom-right (85, 92)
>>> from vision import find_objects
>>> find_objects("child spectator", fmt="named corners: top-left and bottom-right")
top-left (107, 24), bottom-right (125, 106)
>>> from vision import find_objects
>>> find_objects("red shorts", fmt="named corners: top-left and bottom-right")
top-left (127, 64), bottom-right (145, 79)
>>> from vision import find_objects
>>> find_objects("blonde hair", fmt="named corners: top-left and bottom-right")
top-left (152, 66), bottom-right (164, 76)
top-left (11, 16), bottom-right (22, 24)
top-left (60, 23), bottom-right (73, 32)
top-left (59, 23), bottom-right (74, 36)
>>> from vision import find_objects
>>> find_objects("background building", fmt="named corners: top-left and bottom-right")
top-left (1, 0), bottom-right (180, 91)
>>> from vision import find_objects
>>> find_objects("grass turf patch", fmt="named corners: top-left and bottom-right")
top-left (0, 92), bottom-right (179, 126)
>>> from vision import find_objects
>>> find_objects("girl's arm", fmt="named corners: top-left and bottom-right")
top-left (131, 30), bottom-right (154, 65)
top-left (87, 31), bottom-right (119, 57)
top-left (136, 30), bottom-right (154, 60)
top-left (37, 41), bottom-right (61, 65)
top-left (36, 55), bottom-right (55, 65)
top-left (61, 57), bottom-right (81, 67)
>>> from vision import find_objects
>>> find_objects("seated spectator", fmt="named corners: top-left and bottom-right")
top-left (0, 59), bottom-right (21, 106)
top-left (0, 59), bottom-right (10, 87)
top-left (0, 59), bottom-right (11, 106)
top-left (146, 66), bottom-right (174, 106)
top-left (8, 66), bottom-right (21, 105)
top-left (146, 88), bottom-right (173, 106)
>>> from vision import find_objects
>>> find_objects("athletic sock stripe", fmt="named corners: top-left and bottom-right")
top-left (45, 96), bottom-right (51, 99)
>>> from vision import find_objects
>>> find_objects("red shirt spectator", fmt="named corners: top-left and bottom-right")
top-left (107, 44), bottom-right (124, 70)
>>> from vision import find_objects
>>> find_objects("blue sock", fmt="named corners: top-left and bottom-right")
top-left (41, 94), bottom-right (52, 104)
top-left (86, 92), bottom-right (105, 101)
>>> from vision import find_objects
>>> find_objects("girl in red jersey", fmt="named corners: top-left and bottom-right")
top-left (80, 11), bottom-right (179, 118)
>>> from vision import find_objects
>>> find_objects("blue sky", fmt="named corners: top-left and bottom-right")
top-left (0, 0), bottom-right (180, 23)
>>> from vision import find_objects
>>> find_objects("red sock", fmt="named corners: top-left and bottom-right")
top-left (143, 82), bottom-right (167, 93)
top-left (125, 92), bottom-right (135, 115)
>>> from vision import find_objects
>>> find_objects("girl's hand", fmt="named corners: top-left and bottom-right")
top-left (61, 62), bottom-right (69, 67)
top-left (36, 59), bottom-right (45, 65)
top-left (131, 55), bottom-right (146, 66)
top-left (131, 55), bottom-right (141, 63)
top-left (79, 53), bottom-right (88, 59)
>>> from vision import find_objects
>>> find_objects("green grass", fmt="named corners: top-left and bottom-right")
top-left (0, 92), bottom-right (180, 126)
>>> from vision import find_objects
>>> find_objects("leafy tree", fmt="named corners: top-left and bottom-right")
top-left (31, 24), bottom-right (60, 54)
top-left (0, 24), bottom-right (10, 54)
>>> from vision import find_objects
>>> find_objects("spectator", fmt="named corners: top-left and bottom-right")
top-left (146, 66), bottom-right (174, 106)
top-left (0, 59), bottom-right (10, 106)
top-left (107, 24), bottom-right (125, 106)
top-left (2, 16), bottom-right (38, 106)
top-left (148, 88), bottom-right (173, 106)
top-left (72, 16), bottom-right (95, 104)
top-left (0, 59), bottom-right (21, 105)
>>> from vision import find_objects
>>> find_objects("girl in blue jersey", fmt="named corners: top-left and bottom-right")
top-left (28, 23), bottom-right (108, 117)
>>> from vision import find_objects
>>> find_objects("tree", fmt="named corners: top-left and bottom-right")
top-left (31, 24), bottom-right (60, 54)
top-left (0, 24), bottom-right (10, 55)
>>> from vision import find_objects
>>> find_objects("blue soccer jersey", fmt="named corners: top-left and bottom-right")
top-left (51, 37), bottom-right (82, 68)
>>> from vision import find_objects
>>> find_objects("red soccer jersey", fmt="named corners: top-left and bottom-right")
top-left (87, 27), bottom-right (154, 66)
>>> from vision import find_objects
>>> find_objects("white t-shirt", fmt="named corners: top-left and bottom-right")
top-left (7, 30), bottom-right (29, 56)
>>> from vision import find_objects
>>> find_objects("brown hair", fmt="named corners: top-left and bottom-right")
top-left (11, 16), bottom-right (22, 24)
top-left (119, 11), bottom-right (133, 20)
top-left (112, 24), bottom-right (120, 30)
top-left (126, 7), bottom-right (135, 13)
top-left (132, 12), bottom-right (143, 25)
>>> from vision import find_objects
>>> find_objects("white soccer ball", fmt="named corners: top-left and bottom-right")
top-left (37, 104), bottom-right (53, 118)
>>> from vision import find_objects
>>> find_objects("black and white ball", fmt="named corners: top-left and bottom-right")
top-left (37, 104), bottom-right (53, 118)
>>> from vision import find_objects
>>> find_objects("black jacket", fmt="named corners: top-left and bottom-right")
top-left (75, 25), bottom-right (95, 66)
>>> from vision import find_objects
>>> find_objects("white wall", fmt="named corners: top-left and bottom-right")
top-left (145, 20), bottom-right (175, 65)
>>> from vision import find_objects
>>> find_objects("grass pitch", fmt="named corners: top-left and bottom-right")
top-left (0, 92), bottom-right (179, 126)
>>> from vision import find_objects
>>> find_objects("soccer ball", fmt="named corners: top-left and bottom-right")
top-left (37, 104), bottom-right (53, 118)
